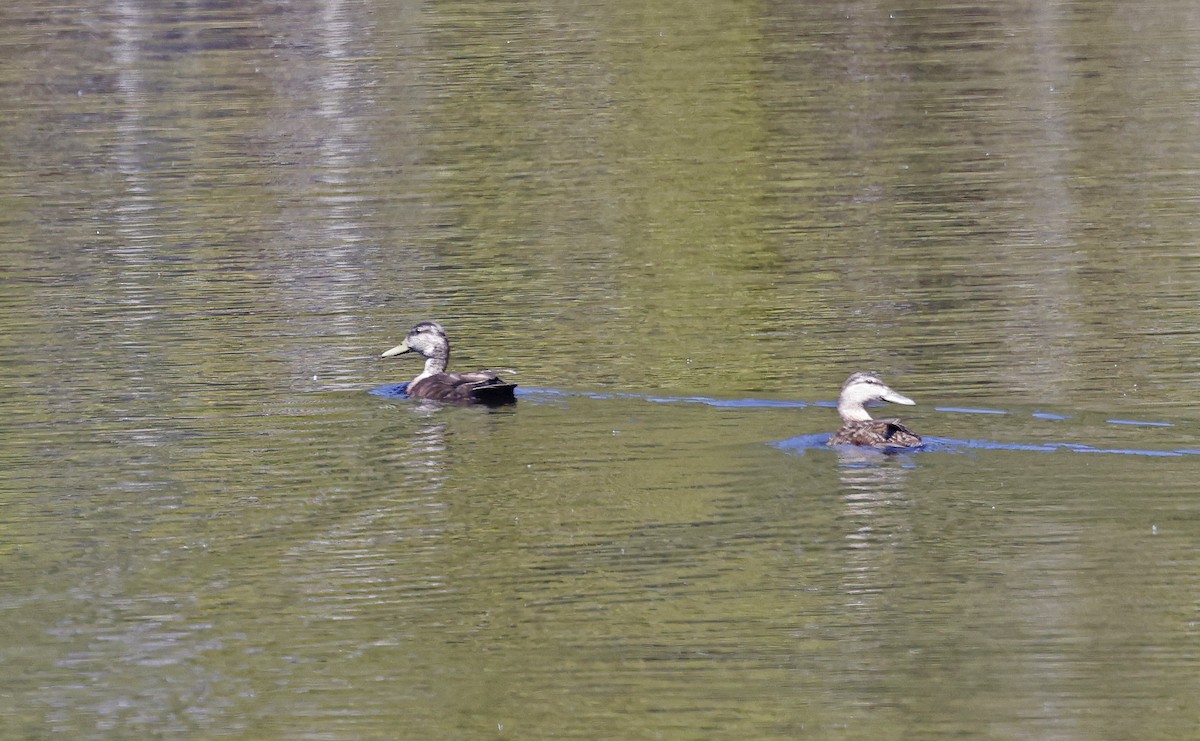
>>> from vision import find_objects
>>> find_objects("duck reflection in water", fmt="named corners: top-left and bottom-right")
top-left (828, 372), bottom-right (922, 449)
top-left (381, 321), bottom-right (517, 406)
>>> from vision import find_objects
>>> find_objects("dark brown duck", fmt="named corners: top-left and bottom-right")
top-left (828, 372), bottom-right (922, 448)
top-left (381, 321), bottom-right (517, 405)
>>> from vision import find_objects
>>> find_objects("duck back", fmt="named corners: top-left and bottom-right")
top-left (407, 372), bottom-right (517, 405)
top-left (829, 419), bottom-right (922, 448)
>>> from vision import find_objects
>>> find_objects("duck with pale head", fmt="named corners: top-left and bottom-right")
top-left (381, 321), bottom-right (517, 406)
top-left (828, 372), bottom-right (922, 448)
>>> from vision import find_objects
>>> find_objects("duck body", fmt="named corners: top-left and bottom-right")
top-left (405, 372), bottom-right (517, 405)
top-left (828, 372), bottom-right (922, 449)
top-left (828, 418), bottom-right (922, 447)
top-left (381, 321), bottom-right (517, 406)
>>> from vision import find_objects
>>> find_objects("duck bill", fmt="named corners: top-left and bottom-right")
top-left (881, 389), bottom-right (915, 405)
top-left (380, 342), bottom-right (411, 358)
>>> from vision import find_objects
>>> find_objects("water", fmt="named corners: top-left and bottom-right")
top-left (3, 0), bottom-right (1200, 738)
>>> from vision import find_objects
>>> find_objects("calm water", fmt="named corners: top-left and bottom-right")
top-left (3, 0), bottom-right (1200, 738)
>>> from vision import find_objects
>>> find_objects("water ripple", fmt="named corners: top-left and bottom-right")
top-left (774, 435), bottom-right (1200, 458)
top-left (371, 387), bottom-right (1195, 458)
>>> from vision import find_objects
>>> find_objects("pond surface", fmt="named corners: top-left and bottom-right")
top-left (3, 0), bottom-right (1200, 738)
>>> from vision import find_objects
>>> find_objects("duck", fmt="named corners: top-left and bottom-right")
top-left (827, 372), bottom-right (922, 448)
top-left (380, 321), bottom-right (517, 405)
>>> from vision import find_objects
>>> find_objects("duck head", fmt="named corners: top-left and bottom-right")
top-left (381, 322), bottom-right (449, 359)
top-left (381, 322), bottom-right (450, 380)
top-left (836, 372), bottom-right (915, 422)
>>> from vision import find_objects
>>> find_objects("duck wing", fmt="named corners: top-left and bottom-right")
top-left (873, 418), bottom-right (922, 447)
top-left (829, 419), bottom-right (922, 448)
top-left (408, 371), bottom-right (517, 405)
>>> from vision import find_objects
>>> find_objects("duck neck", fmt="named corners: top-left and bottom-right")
top-left (837, 399), bottom-right (874, 423)
top-left (413, 352), bottom-right (448, 383)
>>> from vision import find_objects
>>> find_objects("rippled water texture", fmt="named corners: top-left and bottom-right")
top-left (3, 0), bottom-right (1200, 738)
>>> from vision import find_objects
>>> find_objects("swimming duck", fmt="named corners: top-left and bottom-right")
top-left (381, 321), bottom-right (517, 405)
top-left (828, 372), bottom-right (922, 448)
